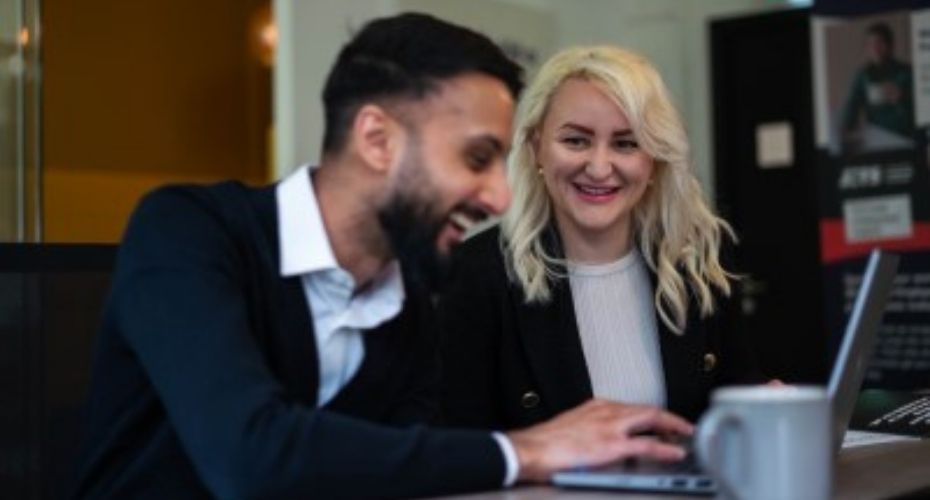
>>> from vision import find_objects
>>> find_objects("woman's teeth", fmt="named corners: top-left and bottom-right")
top-left (575, 184), bottom-right (619, 195)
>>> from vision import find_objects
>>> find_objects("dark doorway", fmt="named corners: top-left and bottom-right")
top-left (711, 8), bottom-right (826, 383)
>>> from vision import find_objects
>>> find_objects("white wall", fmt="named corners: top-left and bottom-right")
top-left (273, 0), bottom-right (392, 178)
top-left (274, 0), bottom-right (802, 198)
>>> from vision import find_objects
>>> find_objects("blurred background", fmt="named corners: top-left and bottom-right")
top-left (0, 0), bottom-right (811, 244)
top-left (5, 1), bottom-right (930, 498)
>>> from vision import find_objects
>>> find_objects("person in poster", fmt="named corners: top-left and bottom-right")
top-left (841, 22), bottom-right (914, 154)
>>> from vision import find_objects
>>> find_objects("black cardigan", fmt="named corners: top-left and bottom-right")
top-left (438, 226), bottom-right (763, 430)
top-left (73, 182), bottom-right (504, 499)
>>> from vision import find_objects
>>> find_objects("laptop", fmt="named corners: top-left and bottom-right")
top-left (552, 249), bottom-right (901, 495)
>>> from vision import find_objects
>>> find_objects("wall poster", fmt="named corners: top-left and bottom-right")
top-left (813, 7), bottom-right (930, 389)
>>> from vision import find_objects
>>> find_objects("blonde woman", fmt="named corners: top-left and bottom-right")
top-left (439, 46), bottom-right (765, 430)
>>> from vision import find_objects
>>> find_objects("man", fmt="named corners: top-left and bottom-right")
top-left (841, 21), bottom-right (914, 152)
top-left (73, 13), bottom-right (691, 499)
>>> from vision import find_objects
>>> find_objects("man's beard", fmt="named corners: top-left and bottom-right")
top-left (377, 136), bottom-right (453, 292)
top-left (377, 189), bottom-right (450, 293)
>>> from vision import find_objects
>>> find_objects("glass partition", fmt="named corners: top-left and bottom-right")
top-left (0, 0), bottom-right (41, 242)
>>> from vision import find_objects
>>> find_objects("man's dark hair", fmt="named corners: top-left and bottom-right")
top-left (867, 22), bottom-right (894, 49)
top-left (321, 12), bottom-right (523, 154)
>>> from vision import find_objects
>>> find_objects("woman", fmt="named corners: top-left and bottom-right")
top-left (439, 46), bottom-right (764, 430)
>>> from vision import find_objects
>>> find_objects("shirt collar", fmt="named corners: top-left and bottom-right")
top-left (277, 164), bottom-right (339, 277)
top-left (275, 165), bottom-right (406, 310)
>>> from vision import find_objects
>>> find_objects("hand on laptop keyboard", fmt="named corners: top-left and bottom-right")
top-left (623, 432), bottom-right (698, 471)
top-left (505, 399), bottom-right (693, 483)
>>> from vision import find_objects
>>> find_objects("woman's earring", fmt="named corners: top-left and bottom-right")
top-left (537, 167), bottom-right (544, 177)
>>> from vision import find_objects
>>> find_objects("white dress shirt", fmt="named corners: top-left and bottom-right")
top-left (277, 165), bottom-right (405, 407)
top-left (276, 165), bottom-right (518, 485)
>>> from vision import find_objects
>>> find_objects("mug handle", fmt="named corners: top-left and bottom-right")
top-left (695, 409), bottom-right (745, 500)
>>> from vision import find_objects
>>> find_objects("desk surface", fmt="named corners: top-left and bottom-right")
top-left (433, 440), bottom-right (930, 500)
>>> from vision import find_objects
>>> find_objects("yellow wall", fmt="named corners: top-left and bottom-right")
top-left (43, 168), bottom-right (264, 242)
top-left (43, 0), bottom-right (271, 242)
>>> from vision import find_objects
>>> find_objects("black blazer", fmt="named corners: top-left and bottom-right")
top-left (73, 182), bottom-right (504, 499)
top-left (439, 226), bottom-right (763, 430)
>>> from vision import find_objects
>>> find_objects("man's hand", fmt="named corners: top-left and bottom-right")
top-left (505, 399), bottom-right (693, 483)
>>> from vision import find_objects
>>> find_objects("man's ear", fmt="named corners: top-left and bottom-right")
top-left (350, 104), bottom-right (402, 174)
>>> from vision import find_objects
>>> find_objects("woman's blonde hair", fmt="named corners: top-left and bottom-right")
top-left (500, 45), bottom-right (735, 334)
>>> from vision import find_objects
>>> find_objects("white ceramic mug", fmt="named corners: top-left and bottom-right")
top-left (695, 386), bottom-right (832, 500)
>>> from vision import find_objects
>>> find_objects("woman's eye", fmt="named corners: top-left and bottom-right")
top-left (614, 139), bottom-right (639, 150)
top-left (562, 136), bottom-right (589, 148)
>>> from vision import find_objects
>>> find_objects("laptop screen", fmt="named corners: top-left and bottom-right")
top-left (827, 249), bottom-right (900, 452)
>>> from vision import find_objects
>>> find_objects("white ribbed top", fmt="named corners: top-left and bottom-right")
top-left (567, 249), bottom-right (666, 407)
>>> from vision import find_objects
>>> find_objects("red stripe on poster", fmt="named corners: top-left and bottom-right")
top-left (820, 219), bottom-right (930, 264)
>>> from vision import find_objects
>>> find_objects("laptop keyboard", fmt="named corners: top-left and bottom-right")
top-left (553, 435), bottom-right (715, 494)
top-left (623, 451), bottom-right (703, 475)
top-left (667, 453), bottom-right (703, 473)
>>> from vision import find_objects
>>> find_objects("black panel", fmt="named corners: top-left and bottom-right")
top-left (0, 244), bottom-right (116, 499)
top-left (711, 8), bottom-right (827, 383)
